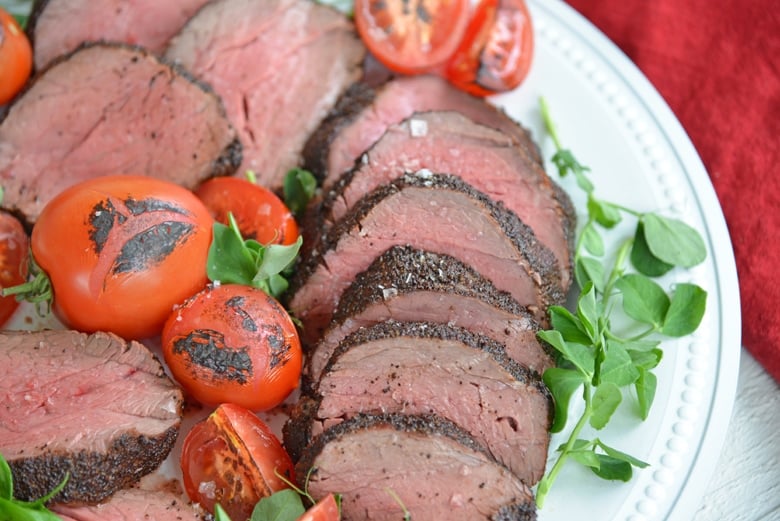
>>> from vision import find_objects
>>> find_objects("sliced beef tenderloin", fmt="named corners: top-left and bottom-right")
top-left (165, 0), bottom-right (365, 190)
top-left (27, 0), bottom-right (212, 70)
top-left (302, 74), bottom-right (543, 190)
top-left (295, 413), bottom-right (537, 521)
top-left (308, 110), bottom-right (575, 288)
top-left (287, 321), bottom-right (552, 485)
top-left (0, 42), bottom-right (240, 225)
top-left (305, 245), bottom-right (554, 381)
top-left (0, 329), bottom-right (183, 504)
top-left (287, 172), bottom-right (564, 345)
top-left (52, 487), bottom-right (207, 520)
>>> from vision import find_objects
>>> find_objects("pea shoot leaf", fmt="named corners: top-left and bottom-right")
top-left (548, 306), bottom-right (592, 345)
top-left (631, 222), bottom-right (674, 276)
top-left (642, 214), bottom-right (707, 267)
top-left (250, 489), bottom-right (306, 521)
top-left (576, 282), bottom-right (600, 342)
top-left (538, 330), bottom-right (595, 377)
top-left (581, 222), bottom-right (605, 256)
top-left (543, 368), bottom-right (586, 433)
top-left (590, 455), bottom-right (633, 481)
top-left (283, 168), bottom-right (317, 218)
top-left (207, 214), bottom-right (301, 299)
top-left (575, 256), bottom-right (606, 292)
top-left (600, 342), bottom-right (640, 387)
top-left (587, 196), bottom-right (622, 229)
top-left (662, 283), bottom-right (707, 336)
top-left (590, 382), bottom-right (622, 430)
top-left (616, 274), bottom-right (669, 327)
top-left (635, 368), bottom-right (658, 420)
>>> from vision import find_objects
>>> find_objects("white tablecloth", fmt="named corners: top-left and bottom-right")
top-left (692, 351), bottom-right (780, 521)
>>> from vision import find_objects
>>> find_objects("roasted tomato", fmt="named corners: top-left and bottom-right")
top-left (0, 8), bottom-right (32, 105)
top-left (298, 494), bottom-right (341, 521)
top-left (162, 283), bottom-right (302, 411)
top-left (0, 212), bottom-right (28, 325)
top-left (443, 0), bottom-right (534, 96)
top-left (354, 0), bottom-right (470, 75)
top-left (195, 177), bottom-right (299, 246)
top-left (28, 175), bottom-right (213, 339)
top-left (181, 403), bottom-right (295, 521)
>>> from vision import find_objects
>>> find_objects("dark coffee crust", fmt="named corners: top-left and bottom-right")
top-left (325, 321), bottom-right (549, 396)
top-left (10, 426), bottom-right (180, 505)
top-left (296, 412), bottom-right (494, 474)
top-left (294, 413), bottom-right (537, 520)
top-left (0, 41), bottom-right (241, 227)
top-left (332, 245), bottom-right (533, 321)
top-left (285, 321), bottom-right (553, 463)
top-left (301, 110), bottom-right (576, 288)
top-left (290, 172), bottom-right (565, 317)
top-left (301, 81), bottom-right (376, 183)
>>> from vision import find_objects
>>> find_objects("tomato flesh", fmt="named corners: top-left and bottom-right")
top-left (0, 8), bottom-right (32, 105)
top-left (195, 177), bottom-right (299, 246)
top-left (181, 403), bottom-right (295, 521)
top-left (354, 0), bottom-right (470, 75)
top-left (31, 175), bottom-right (213, 339)
top-left (298, 494), bottom-right (340, 521)
top-left (162, 283), bottom-right (302, 412)
top-left (0, 212), bottom-right (28, 325)
top-left (444, 0), bottom-right (534, 96)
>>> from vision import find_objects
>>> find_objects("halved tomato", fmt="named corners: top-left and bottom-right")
top-left (181, 403), bottom-right (295, 521)
top-left (354, 0), bottom-right (470, 75)
top-left (298, 493), bottom-right (340, 521)
top-left (0, 211), bottom-right (28, 325)
top-left (162, 283), bottom-right (302, 412)
top-left (443, 0), bottom-right (534, 96)
top-left (195, 176), bottom-right (299, 246)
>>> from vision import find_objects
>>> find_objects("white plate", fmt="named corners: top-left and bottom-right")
top-left (2, 0), bottom-right (741, 520)
top-left (494, 1), bottom-right (740, 520)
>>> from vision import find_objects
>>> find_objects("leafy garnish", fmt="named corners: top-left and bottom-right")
top-left (213, 468), bottom-right (342, 521)
top-left (283, 168), bottom-right (318, 218)
top-left (0, 452), bottom-right (68, 520)
top-left (535, 98), bottom-right (708, 507)
top-left (207, 213), bottom-right (302, 299)
top-left (13, 14), bottom-right (28, 29)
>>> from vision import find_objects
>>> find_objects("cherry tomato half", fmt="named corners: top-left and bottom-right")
top-left (354, 0), bottom-right (470, 75)
top-left (444, 0), bottom-right (534, 97)
top-left (181, 403), bottom-right (295, 521)
top-left (0, 8), bottom-right (32, 105)
top-left (162, 283), bottom-right (302, 412)
top-left (298, 494), bottom-right (340, 521)
top-left (31, 175), bottom-right (213, 339)
top-left (0, 212), bottom-right (28, 325)
top-left (195, 176), bottom-right (299, 245)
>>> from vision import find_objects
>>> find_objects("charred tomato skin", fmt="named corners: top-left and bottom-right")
top-left (0, 8), bottom-right (32, 105)
top-left (195, 176), bottom-right (299, 246)
top-left (31, 175), bottom-right (213, 339)
top-left (443, 0), bottom-right (534, 96)
top-left (354, 0), bottom-right (470, 75)
top-left (181, 403), bottom-right (295, 521)
top-left (0, 211), bottom-right (28, 325)
top-left (162, 283), bottom-right (302, 412)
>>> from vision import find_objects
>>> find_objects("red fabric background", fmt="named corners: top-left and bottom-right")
top-left (564, 0), bottom-right (780, 382)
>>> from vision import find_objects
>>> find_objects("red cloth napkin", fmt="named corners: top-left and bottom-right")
top-left (564, 0), bottom-right (780, 382)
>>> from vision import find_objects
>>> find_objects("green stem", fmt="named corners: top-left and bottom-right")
top-left (536, 382), bottom-right (594, 507)
top-left (539, 97), bottom-right (564, 151)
